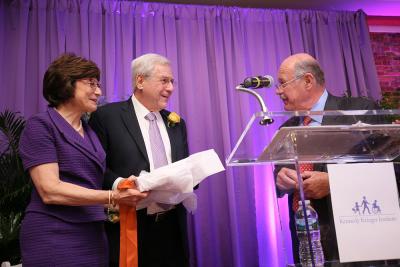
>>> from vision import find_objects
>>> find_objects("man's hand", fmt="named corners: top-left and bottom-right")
top-left (115, 175), bottom-right (149, 206)
top-left (276, 167), bottom-right (299, 193)
top-left (301, 171), bottom-right (330, 199)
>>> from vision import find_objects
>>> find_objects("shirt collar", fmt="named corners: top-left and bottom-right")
top-left (309, 89), bottom-right (328, 124)
top-left (131, 94), bottom-right (162, 120)
top-left (131, 94), bottom-right (149, 120)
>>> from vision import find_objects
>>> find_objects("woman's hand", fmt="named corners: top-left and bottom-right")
top-left (114, 176), bottom-right (148, 206)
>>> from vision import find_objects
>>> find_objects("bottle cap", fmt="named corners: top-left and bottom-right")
top-left (297, 200), bottom-right (311, 205)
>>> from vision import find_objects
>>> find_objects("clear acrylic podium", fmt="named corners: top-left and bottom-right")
top-left (226, 110), bottom-right (400, 267)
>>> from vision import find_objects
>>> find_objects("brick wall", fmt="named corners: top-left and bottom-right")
top-left (370, 32), bottom-right (400, 92)
top-left (369, 32), bottom-right (400, 108)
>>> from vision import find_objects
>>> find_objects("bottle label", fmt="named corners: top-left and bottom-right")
top-left (295, 218), bottom-right (318, 230)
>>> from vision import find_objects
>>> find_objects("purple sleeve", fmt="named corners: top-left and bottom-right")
top-left (19, 115), bottom-right (58, 170)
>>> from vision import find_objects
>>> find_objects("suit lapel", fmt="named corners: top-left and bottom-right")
top-left (322, 94), bottom-right (341, 125)
top-left (120, 100), bottom-right (150, 164)
top-left (85, 126), bottom-right (106, 162)
top-left (283, 116), bottom-right (300, 127)
top-left (47, 108), bottom-right (105, 168)
top-left (160, 110), bottom-right (178, 162)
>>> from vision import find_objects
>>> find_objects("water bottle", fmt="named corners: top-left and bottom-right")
top-left (295, 200), bottom-right (325, 267)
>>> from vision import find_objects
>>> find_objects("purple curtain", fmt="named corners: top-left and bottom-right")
top-left (0, 1), bottom-right (381, 266)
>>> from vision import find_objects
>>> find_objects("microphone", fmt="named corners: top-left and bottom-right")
top-left (241, 75), bottom-right (274, 89)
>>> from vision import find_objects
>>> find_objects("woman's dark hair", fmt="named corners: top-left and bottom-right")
top-left (43, 53), bottom-right (100, 107)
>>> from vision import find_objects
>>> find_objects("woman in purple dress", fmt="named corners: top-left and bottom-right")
top-left (18, 54), bottom-right (148, 266)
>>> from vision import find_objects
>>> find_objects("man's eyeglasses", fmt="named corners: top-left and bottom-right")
top-left (143, 74), bottom-right (174, 86)
top-left (275, 73), bottom-right (306, 90)
top-left (158, 77), bottom-right (174, 86)
top-left (79, 79), bottom-right (101, 90)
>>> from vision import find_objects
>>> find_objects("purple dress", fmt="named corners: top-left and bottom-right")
top-left (19, 108), bottom-right (108, 266)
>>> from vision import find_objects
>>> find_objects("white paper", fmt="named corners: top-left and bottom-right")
top-left (328, 163), bottom-right (400, 263)
top-left (135, 149), bottom-right (225, 212)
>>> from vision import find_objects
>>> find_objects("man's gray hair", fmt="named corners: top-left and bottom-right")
top-left (294, 58), bottom-right (325, 86)
top-left (131, 53), bottom-right (170, 89)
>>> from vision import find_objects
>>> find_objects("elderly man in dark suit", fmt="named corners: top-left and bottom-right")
top-left (89, 53), bottom-right (190, 267)
top-left (274, 53), bottom-right (388, 264)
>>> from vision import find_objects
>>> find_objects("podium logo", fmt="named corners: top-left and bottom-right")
top-left (338, 195), bottom-right (398, 225)
top-left (352, 196), bottom-right (381, 215)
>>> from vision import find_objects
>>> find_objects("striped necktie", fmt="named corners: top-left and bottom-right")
top-left (293, 116), bottom-right (314, 212)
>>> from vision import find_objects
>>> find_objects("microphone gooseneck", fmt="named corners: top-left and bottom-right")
top-left (236, 74), bottom-right (275, 125)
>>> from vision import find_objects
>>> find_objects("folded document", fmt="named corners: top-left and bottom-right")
top-left (135, 149), bottom-right (225, 212)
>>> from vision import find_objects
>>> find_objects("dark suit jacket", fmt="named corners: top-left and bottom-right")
top-left (275, 93), bottom-right (383, 263)
top-left (89, 98), bottom-right (190, 267)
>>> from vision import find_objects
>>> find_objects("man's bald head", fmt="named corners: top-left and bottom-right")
top-left (276, 53), bottom-right (326, 111)
top-left (280, 53), bottom-right (325, 86)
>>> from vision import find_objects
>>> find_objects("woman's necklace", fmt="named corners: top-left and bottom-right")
top-left (54, 107), bottom-right (82, 132)
top-left (74, 120), bottom-right (83, 132)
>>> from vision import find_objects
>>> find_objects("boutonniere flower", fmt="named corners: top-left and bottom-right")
top-left (167, 112), bottom-right (180, 128)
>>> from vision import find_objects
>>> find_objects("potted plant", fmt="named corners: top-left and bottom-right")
top-left (0, 110), bottom-right (31, 264)
top-left (379, 89), bottom-right (400, 121)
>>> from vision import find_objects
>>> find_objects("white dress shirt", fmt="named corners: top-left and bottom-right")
top-left (131, 94), bottom-right (172, 169)
top-left (112, 94), bottom-right (172, 190)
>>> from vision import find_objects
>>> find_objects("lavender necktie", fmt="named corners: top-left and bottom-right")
top-left (145, 112), bottom-right (168, 169)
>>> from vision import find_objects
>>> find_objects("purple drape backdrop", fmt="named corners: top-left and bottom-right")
top-left (0, 1), bottom-right (381, 266)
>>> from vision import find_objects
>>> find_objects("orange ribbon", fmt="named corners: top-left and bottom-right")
top-left (117, 179), bottom-right (138, 267)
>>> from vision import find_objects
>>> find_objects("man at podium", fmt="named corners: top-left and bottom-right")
top-left (273, 53), bottom-right (385, 263)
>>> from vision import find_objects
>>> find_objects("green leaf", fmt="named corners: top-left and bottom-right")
top-left (0, 109), bottom-right (31, 264)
